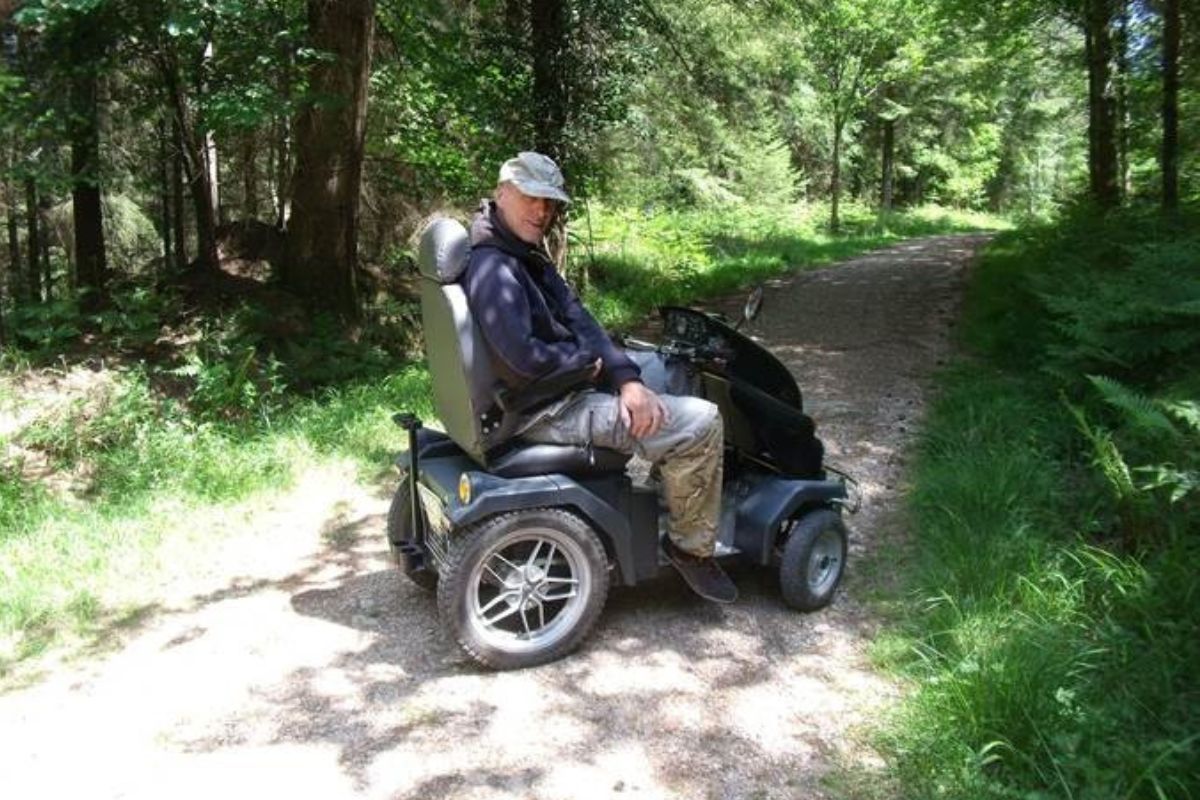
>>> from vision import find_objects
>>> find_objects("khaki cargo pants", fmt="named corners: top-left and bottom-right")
top-left (519, 352), bottom-right (722, 557)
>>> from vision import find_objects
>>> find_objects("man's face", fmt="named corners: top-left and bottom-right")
top-left (495, 183), bottom-right (557, 245)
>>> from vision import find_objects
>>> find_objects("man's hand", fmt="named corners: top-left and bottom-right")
top-left (618, 381), bottom-right (670, 439)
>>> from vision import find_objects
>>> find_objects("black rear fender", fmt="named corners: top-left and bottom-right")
top-left (734, 477), bottom-right (847, 565)
top-left (416, 456), bottom-right (651, 586)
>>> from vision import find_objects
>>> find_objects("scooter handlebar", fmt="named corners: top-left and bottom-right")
top-left (619, 328), bottom-right (732, 365)
top-left (654, 341), bottom-right (733, 366)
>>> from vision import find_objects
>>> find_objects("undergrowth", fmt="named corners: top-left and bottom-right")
top-left (573, 201), bottom-right (1005, 328)
top-left (871, 204), bottom-right (1200, 799)
top-left (0, 364), bottom-right (432, 673)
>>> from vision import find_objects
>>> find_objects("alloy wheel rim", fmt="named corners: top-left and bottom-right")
top-left (466, 527), bottom-right (590, 654)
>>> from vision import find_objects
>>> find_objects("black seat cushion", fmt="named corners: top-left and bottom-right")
top-left (488, 442), bottom-right (631, 478)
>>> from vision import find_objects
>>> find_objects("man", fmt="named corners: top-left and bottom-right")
top-left (462, 151), bottom-right (737, 603)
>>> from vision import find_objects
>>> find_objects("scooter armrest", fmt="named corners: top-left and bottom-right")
top-left (493, 365), bottom-right (595, 415)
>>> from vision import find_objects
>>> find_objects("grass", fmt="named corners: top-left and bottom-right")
top-left (0, 200), bottom-right (1000, 677)
top-left (867, 207), bottom-right (1200, 800)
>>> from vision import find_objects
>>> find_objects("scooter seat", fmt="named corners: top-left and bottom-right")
top-left (488, 442), bottom-right (631, 478)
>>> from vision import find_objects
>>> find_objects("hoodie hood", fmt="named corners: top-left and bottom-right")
top-left (469, 200), bottom-right (555, 273)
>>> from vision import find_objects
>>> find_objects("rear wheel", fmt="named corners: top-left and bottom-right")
top-left (778, 509), bottom-right (847, 611)
top-left (437, 508), bottom-right (609, 670)
top-left (386, 476), bottom-right (438, 591)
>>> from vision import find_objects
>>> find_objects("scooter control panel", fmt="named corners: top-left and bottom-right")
top-left (661, 307), bottom-right (732, 360)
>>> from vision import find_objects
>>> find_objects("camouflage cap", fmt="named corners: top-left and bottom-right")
top-left (498, 151), bottom-right (571, 204)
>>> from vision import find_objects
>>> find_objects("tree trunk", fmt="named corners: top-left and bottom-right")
top-left (4, 141), bottom-right (18, 306)
top-left (500, 0), bottom-right (530, 143)
top-left (880, 117), bottom-right (895, 211)
top-left (161, 50), bottom-right (219, 271)
top-left (5, 184), bottom-right (17, 286)
top-left (529, 0), bottom-right (568, 163)
top-left (172, 119), bottom-right (188, 271)
top-left (1161, 0), bottom-right (1180, 211)
top-left (830, 114), bottom-right (844, 233)
top-left (1084, 0), bottom-right (1120, 208)
top-left (24, 178), bottom-right (40, 302)
top-left (505, 0), bottom-right (527, 38)
top-left (1116, 3), bottom-right (1130, 199)
top-left (182, 117), bottom-right (219, 270)
top-left (284, 0), bottom-right (374, 318)
top-left (274, 115), bottom-right (291, 229)
top-left (38, 193), bottom-right (51, 297)
top-left (3, 165), bottom-right (16, 343)
top-left (204, 127), bottom-right (220, 225)
top-left (158, 117), bottom-right (172, 270)
top-left (242, 129), bottom-right (259, 220)
top-left (200, 40), bottom-right (221, 227)
top-left (274, 35), bottom-right (293, 229)
top-left (71, 51), bottom-right (107, 307)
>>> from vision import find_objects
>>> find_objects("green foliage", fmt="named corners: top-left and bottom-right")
top-left (274, 313), bottom-right (399, 390)
top-left (1070, 375), bottom-right (1200, 521)
top-left (7, 298), bottom-right (84, 351)
top-left (288, 363), bottom-right (433, 465)
top-left (0, 468), bottom-right (55, 541)
top-left (874, 207), bottom-right (1200, 800)
top-left (0, 355), bottom-right (433, 671)
top-left (574, 201), bottom-right (1003, 329)
top-left (369, 0), bottom-right (522, 204)
top-left (1038, 235), bottom-right (1200, 383)
top-left (100, 194), bottom-right (162, 270)
top-left (16, 368), bottom-right (282, 499)
top-left (1087, 374), bottom-right (1181, 439)
top-left (663, 168), bottom-right (742, 208)
top-left (727, 121), bottom-right (802, 207)
top-left (5, 283), bottom-right (174, 355)
top-left (90, 285), bottom-right (172, 346)
top-left (172, 343), bottom-right (285, 423)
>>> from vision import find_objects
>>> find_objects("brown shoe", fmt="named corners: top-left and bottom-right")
top-left (663, 539), bottom-right (738, 603)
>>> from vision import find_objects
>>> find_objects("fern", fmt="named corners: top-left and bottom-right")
top-left (1160, 399), bottom-right (1200, 434)
top-left (1064, 398), bottom-right (1136, 502)
top-left (1036, 235), bottom-right (1200, 381)
top-left (1135, 465), bottom-right (1200, 504)
top-left (1081, 377), bottom-right (1200, 505)
top-left (1086, 375), bottom-right (1180, 439)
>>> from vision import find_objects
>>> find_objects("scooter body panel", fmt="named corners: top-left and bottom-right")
top-left (407, 445), bottom-right (850, 585)
top-left (408, 450), bottom-right (661, 587)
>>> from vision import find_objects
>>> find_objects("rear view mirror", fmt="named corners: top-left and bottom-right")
top-left (737, 285), bottom-right (764, 330)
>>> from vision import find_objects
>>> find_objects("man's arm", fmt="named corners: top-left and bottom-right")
top-left (539, 267), bottom-right (640, 388)
top-left (464, 248), bottom-right (597, 386)
top-left (538, 266), bottom-right (672, 438)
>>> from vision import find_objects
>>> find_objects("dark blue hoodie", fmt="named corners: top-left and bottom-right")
top-left (463, 200), bottom-right (640, 392)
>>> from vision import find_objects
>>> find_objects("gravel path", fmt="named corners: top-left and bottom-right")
top-left (0, 233), bottom-right (990, 800)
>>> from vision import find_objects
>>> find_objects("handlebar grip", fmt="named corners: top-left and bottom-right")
top-left (622, 337), bottom-right (657, 351)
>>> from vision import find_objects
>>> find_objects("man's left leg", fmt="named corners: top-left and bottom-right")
top-left (521, 385), bottom-right (736, 602)
top-left (639, 397), bottom-right (737, 602)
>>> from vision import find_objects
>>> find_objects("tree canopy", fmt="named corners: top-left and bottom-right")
top-left (0, 0), bottom-right (1194, 320)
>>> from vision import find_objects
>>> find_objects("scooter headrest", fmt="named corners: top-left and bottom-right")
top-left (417, 217), bottom-right (470, 284)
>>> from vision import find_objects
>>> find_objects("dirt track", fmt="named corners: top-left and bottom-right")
top-left (0, 233), bottom-right (990, 800)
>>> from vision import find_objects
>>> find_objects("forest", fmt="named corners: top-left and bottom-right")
top-left (0, 0), bottom-right (1197, 798)
top-left (1, 0), bottom-right (1190, 326)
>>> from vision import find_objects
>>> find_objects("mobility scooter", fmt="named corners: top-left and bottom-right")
top-left (387, 218), bottom-right (859, 669)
